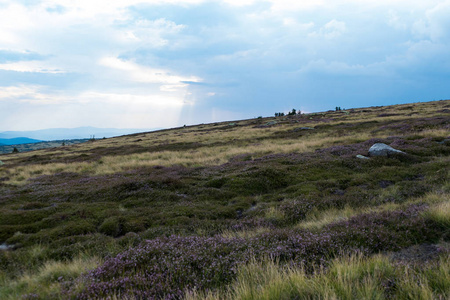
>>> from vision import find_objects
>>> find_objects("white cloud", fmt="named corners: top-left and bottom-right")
top-left (0, 85), bottom-right (70, 104)
top-left (1, 0), bottom-right (449, 130)
top-left (222, 0), bottom-right (255, 6)
top-left (387, 9), bottom-right (407, 30)
top-left (425, 1), bottom-right (450, 42)
top-left (0, 61), bottom-right (65, 73)
top-left (99, 57), bottom-right (201, 89)
top-left (282, 18), bottom-right (315, 30)
top-left (0, 84), bottom-right (187, 107)
top-left (119, 18), bottom-right (186, 47)
top-left (78, 91), bottom-right (186, 107)
top-left (0, 85), bottom-right (40, 99)
top-left (160, 84), bottom-right (189, 92)
top-left (309, 20), bottom-right (346, 39)
top-left (269, 0), bottom-right (325, 12)
top-left (409, 1), bottom-right (450, 41)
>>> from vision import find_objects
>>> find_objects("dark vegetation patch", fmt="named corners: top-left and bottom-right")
top-left (390, 243), bottom-right (448, 266)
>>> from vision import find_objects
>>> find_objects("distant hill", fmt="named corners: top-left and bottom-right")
top-left (0, 137), bottom-right (43, 145)
top-left (0, 139), bottom-right (89, 154)
top-left (0, 127), bottom-right (157, 141)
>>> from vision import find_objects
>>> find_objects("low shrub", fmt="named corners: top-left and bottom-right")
top-left (67, 205), bottom-right (446, 299)
top-left (98, 217), bottom-right (123, 237)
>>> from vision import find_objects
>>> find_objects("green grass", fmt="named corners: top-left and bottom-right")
top-left (0, 255), bottom-right (101, 299)
top-left (187, 252), bottom-right (450, 300)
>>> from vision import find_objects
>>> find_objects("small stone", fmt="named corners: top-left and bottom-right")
top-left (356, 155), bottom-right (370, 160)
top-left (368, 143), bottom-right (405, 157)
top-left (294, 127), bottom-right (315, 132)
top-left (0, 243), bottom-right (13, 251)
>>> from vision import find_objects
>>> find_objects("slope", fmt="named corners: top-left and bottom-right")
top-left (0, 100), bottom-right (449, 299)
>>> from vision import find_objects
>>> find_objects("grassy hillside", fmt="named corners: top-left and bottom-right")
top-left (0, 100), bottom-right (449, 299)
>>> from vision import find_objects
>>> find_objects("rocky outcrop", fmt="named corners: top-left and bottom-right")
top-left (368, 143), bottom-right (405, 157)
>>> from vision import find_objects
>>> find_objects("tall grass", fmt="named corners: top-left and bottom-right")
top-left (0, 256), bottom-right (101, 299)
top-left (2, 130), bottom-right (383, 185)
top-left (424, 201), bottom-right (450, 228)
top-left (187, 253), bottom-right (450, 300)
top-left (297, 190), bottom-right (450, 230)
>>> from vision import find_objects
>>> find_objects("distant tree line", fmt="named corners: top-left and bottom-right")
top-left (275, 109), bottom-right (301, 117)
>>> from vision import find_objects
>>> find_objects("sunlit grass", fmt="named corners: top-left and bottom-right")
top-left (221, 227), bottom-right (272, 240)
top-left (0, 256), bottom-right (101, 299)
top-left (1, 130), bottom-right (381, 185)
top-left (424, 201), bottom-right (450, 228)
top-left (2, 99), bottom-right (448, 185)
top-left (187, 252), bottom-right (450, 300)
top-left (297, 189), bottom-right (450, 230)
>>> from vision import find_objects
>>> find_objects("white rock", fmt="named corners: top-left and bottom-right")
top-left (368, 143), bottom-right (405, 157)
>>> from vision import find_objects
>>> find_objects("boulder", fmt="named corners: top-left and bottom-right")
top-left (356, 155), bottom-right (370, 160)
top-left (0, 160), bottom-right (4, 166)
top-left (368, 143), bottom-right (405, 157)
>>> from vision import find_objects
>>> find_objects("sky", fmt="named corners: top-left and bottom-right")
top-left (0, 0), bottom-right (449, 131)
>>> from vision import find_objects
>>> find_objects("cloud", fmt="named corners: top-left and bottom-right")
top-left (1, 0), bottom-right (449, 131)
top-left (309, 20), bottom-right (346, 39)
top-left (0, 84), bottom-right (188, 130)
top-left (0, 85), bottom-right (69, 104)
top-left (424, 1), bottom-right (450, 42)
top-left (0, 85), bottom-right (40, 99)
top-left (0, 61), bottom-right (65, 73)
top-left (268, 0), bottom-right (325, 12)
top-left (98, 56), bottom-right (201, 90)
top-left (78, 91), bottom-right (186, 107)
top-left (117, 18), bottom-right (187, 47)
top-left (0, 49), bottom-right (47, 63)
top-left (387, 9), bottom-right (408, 30)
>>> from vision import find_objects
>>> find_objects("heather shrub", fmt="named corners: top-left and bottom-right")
top-left (123, 218), bottom-right (147, 234)
top-left (99, 217), bottom-right (123, 237)
top-left (68, 205), bottom-right (445, 299)
top-left (205, 177), bottom-right (228, 188)
top-left (45, 234), bottom-right (119, 261)
top-left (279, 198), bottom-right (315, 224)
top-left (226, 168), bottom-right (289, 195)
top-left (42, 220), bottom-right (97, 242)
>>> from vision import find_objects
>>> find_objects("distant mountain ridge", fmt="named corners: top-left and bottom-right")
top-left (0, 137), bottom-right (43, 146)
top-left (0, 127), bottom-right (157, 141)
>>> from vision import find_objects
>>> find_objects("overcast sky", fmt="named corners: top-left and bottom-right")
top-left (1, 0), bottom-right (449, 131)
